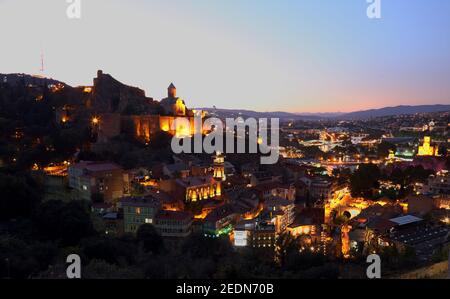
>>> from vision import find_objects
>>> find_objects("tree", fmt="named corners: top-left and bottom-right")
top-left (81, 236), bottom-right (138, 265)
top-left (390, 167), bottom-right (405, 186)
top-left (404, 165), bottom-right (433, 183)
top-left (35, 200), bottom-right (94, 246)
top-left (274, 233), bottom-right (326, 274)
top-left (377, 141), bottom-right (396, 159)
top-left (438, 144), bottom-right (447, 157)
top-left (350, 163), bottom-right (381, 198)
top-left (275, 233), bottom-right (299, 267)
top-left (83, 259), bottom-right (143, 279)
top-left (182, 233), bottom-right (234, 261)
top-left (59, 201), bottom-right (95, 246)
top-left (380, 245), bottom-right (417, 271)
top-left (333, 167), bottom-right (352, 185)
top-left (0, 236), bottom-right (58, 279)
top-left (136, 224), bottom-right (164, 254)
top-left (333, 214), bottom-right (349, 225)
top-left (0, 172), bottom-right (42, 221)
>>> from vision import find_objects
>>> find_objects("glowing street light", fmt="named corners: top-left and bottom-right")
top-left (92, 116), bottom-right (100, 125)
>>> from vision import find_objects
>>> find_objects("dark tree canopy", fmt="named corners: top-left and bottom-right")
top-left (350, 163), bottom-right (381, 198)
top-left (0, 171), bottom-right (42, 221)
top-left (136, 224), bottom-right (164, 254)
top-left (34, 200), bottom-right (94, 246)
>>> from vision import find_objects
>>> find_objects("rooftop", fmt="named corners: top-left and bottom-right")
top-left (264, 197), bottom-right (293, 208)
top-left (204, 204), bottom-right (236, 223)
top-left (120, 196), bottom-right (161, 208)
top-left (253, 182), bottom-right (291, 192)
top-left (390, 215), bottom-right (423, 226)
top-left (71, 161), bottom-right (122, 172)
top-left (165, 162), bottom-right (189, 174)
top-left (175, 176), bottom-right (214, 187)
top-left (156, 210), bottom-right (192, 221)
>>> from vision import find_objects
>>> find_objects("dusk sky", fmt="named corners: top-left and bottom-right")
top-left (1, 0), bottom-right (449, 112)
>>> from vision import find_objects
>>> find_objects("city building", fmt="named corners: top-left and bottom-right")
top-left (250, 224), bottom-right (277, 249)
top-left (253, 182), bottom-right (296, 201)
top-left (120, 196), bottom-right (162, 233)
top-left (234, 220), bottom-right (256, 247)
top-left (425, 171), bottom-right (450, 195)
top-left (287, 222), bottom-right (318, 237)
top-left (131, 83), bottom-right (208, 141)
top-left (434, 196), bottom-right (450, 210)
top-left (149, 190), bottom-right (185, 212)
top-left (287, 207), bottom-right (324, 238)
top-left (263, 197), bottom-right (295, 233)
top-left (249, 171), bottom-right (282, 187)
top-left (159, 176), bottom-right (222, 203)
top-left (234, 220), bottom-right (276, 249)
top-left (381, 215), bottom-right (450, 262)
top-left (95, 82), bottom-right (206, 144)
top-left (68, 161), bottom-right (130, 203)
top-left (407, 195), bottom-right (434, 215)
top-left (203, 204), bottom-right (239, 238)
top-left (162, 162), bottom-right (190, 178)
top-left (154, 210), bottom-right (193, 238)
top-left (300, 176), bottom-right (334, 202)
top-left (160, 83), bottom-right (187, 116)
top-left (102, 212), bottom-right (124, 236)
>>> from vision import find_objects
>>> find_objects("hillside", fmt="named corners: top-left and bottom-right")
top-left (338, 105), bottom-right (450, 120)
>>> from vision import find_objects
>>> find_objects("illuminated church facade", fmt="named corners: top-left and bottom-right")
top-left (417, 136), bottom-right (439, 157)
top-left (126, 83), bottom-right (205, 143)
top-left (92, 81), bottom-right (210, 148)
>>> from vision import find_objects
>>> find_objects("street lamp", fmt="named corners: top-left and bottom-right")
top-left (92, 116), bottom-right (100, 125)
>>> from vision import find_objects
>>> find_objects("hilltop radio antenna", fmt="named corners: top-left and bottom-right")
top-left (39, 51), bottom-right (45, 74)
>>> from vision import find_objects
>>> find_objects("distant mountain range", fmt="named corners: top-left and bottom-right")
top-left (195, 108), bottom-right (342, 120)
top-left (198, 105), bottom-right (450, 121)
top-left (337, 105), bottom-right (450, 120)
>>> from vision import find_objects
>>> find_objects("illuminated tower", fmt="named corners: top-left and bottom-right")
top-left (341, 224), bottom-right (351, 259)
top-left (40, 52), bottom-right (44, 74)
top-left (418, 136), bottom-right (439, 156)
top-left (168, 83), bottom-right (177, 98)
top-left (388, 150), bottom-right (395, 160)
top-left (213, 152), bottom-right (226, 181)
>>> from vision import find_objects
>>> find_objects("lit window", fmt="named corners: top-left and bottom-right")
top-left (145, 218), bottom-right (153, 224)
top-left (136, 207), bottom-right (141, 215)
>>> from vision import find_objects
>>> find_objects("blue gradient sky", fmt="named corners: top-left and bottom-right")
top-left (0, 0), bottom-right (449, 112)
